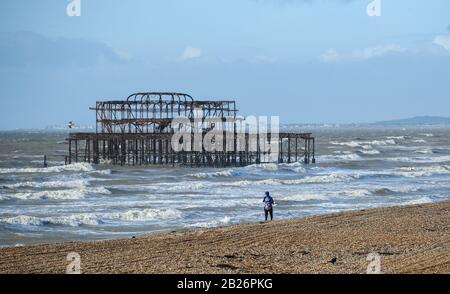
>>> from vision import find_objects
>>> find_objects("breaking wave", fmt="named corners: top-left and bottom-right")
top-left (187, 169), bottom-right (237, 178)
top-left (279, 194), bottom-right (329, 201)
top-left (2, 179), bottom-right (88, 189)
top-left (185, 216), bottom-right (232, 228)
top-left (0, 163), bottom-right (94, 174)
top-left (0, 208), bottom-right (181, 227)
top-left (0, 186), bottom-right (111, 201)
top-left (316, 153), bottom-right (363, 162)
top-left (393, 166), bottom-right (450, 178)
top-left (330, 139), bottom-right (396, 148)
top-left (414, 148), bottom-right (434, 154)
top-left (227, 173), bottom-right (358, 187)
top-left (357, 149), bottom-right (380, 155)
top-left (187, 162), bottom-right (307, 178)
top-left (385, 155), bottom-right (450, 164)
top-left (400, 197), bottom-right (433, 206)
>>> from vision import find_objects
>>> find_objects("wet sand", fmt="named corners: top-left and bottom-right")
top-left (1, 201), bottom-right (449, 274)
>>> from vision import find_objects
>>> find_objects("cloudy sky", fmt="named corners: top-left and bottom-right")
top-left (0, 0), bottom-right (450, 129)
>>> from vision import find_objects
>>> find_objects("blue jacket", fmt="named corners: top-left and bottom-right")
top-left (263, 195), bottom-right (274, 205)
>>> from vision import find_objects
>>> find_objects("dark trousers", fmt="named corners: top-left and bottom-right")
top-left (264, 207), bottom-right (273, 221)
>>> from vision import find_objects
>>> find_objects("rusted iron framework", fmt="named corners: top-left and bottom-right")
top-left (67, 92), bottom-right (315, 167)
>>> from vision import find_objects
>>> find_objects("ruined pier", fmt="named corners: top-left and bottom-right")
top-left (67, 92), bottom-right (315, 167)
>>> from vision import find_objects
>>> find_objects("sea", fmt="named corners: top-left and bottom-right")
top-left (1, 126), bottom-right (449, 247)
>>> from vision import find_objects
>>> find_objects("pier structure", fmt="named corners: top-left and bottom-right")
top-left (66, 92), bottom-right (315, 167)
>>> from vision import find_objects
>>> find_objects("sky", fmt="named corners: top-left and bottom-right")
top-left (0, 0), bottom-right (450, 129)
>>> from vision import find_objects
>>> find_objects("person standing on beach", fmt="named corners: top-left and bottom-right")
top-left (263, 191), bottom-right (274, 221)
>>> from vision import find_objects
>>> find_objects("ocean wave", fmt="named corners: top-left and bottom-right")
top-left (225, 179), bottom-right (282, 187)
top-left (185, 216), bottom-right (231, 228)
top-left (187, 169), bottom-right (237, 178)
top-left (0, 186), bottom-right (111, 201)
top-left (0, 208), bottom-right (181, 227)
top-left (106, 208), bottom-right (182, 221)
top-left (394, 166), bottom-right (450, 178)
top-left (0, 163), bottom-right (94, 174)
top-left (0, 214), bottom-right (102, 227)
top-left (111, 181), bottom-right (210, 192)
top-left (285, 173), bottom-right (359, 184)
top-left (386, 136), bottom-right (409, 140)
top-left (245, 163), bottom-right (278, 171)
top-left (278, 194), bottom-right (329, 201)
top-left (330, 139), bottom-right (396, 148)
top-left (412, 139), bottom-right (426, 143)
top-left (336, 189), bottom-right (372, 197)
top-left (187, 162), bottom-right (307, 179)
top-left (372, 186), bottom-right (420, 196)
top-left (2, 179), bottom-right (88, 189)
top-left (400, 197), bottom-right (433, 206)
top-left (12, 155), bottom-right (43, 159)
top-left (357, 149), bottom-right (380, 155)
top-left (227, 173), bottom-right (358, 187)
top-left (247, 162), bottom-right (306, 173)
top-left (414, 148), bottom-right (434, 154)
top-left (316, 153), bottom-right (363, 162)
top-left (31, 160), bottom-right (64, 165)
top-left (385, 155), bottom-right (450, 164)
top-left (88, 168), bottom-right (112, 175)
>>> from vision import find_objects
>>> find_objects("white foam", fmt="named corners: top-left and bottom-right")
top-left (330, 139), bottom-right (396, 148)
top-left (358, 149), bottom-right (380, 155)
top-left (12, 155), bottom-right (43, 159)
top-left (0, 208), bottom-right (181, 227)
top-left (185, 216), bottom-right (232, 228)
top-left (386, 156), bottom-right (450, 164)
top-left (0, 186), bottom-right (111, 201)
top-left (245, 162), bottom-right (306, 173)
top-left (2, 215), bottom-right (44, 226)
top-left (0, 163), bottom-right (94, 174)
top-left (283, 173), bottom-right (359, 184)
top-left (187, 169), bottom-right (236, 178)
top-left (107, 208), bottom-right (182, 221)
top-left (3, 179), bottom-right (88, 189)
top-left (412, 139), bottom-right (426, 143)
top-left (88, 169), bottom-right (111, 175)
top-left (394, 166), bottom-right (450, 178)
top-left (414, 148), bottom-right (434, 154)
top-left (226, 179), bottom-right (282, 187)
top-left (278, 162), bottom-right (307, 173)
top-left (401, 197), bottom-right (433, 205)
top-left (246, 163), bottom-right (279, 171)
top-left (227, 173), bottom-right (358, 187)
top-left (336, 189), bottom-right (372, 197)
top-left (0, 214), bottom-right (102, 226)
top-left (386, 136), bottom-right (408, 140)
top-left (279, 194), bottom-right (329, 201)
top-left (317, 153), bottom-right (363, 162)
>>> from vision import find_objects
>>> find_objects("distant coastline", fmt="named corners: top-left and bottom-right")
top-left (1, 116), bottom-right (450, 132)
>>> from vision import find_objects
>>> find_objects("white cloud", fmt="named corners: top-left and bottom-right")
top-left (320, 45), bottom-right (407, 63)
top-left (350, 45), bottom-right (406, 60)
top-left (433, 35), bottom-right (450, 51)
top-left (179, 46), bottom-right (202, 61)
top-left (319, 49), bottom-right (339, 63)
